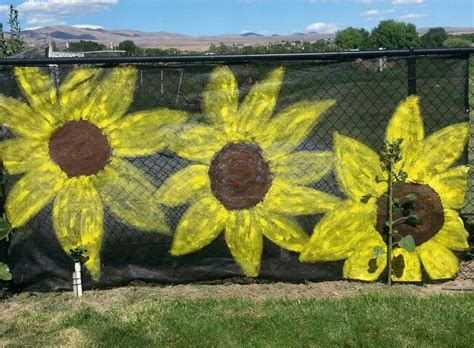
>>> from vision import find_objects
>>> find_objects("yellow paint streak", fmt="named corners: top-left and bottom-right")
top-left (425, 166), bottom-right (468, 210)
top-left (417, 239), bottom-right (459, 280)
top-left (171, 196), bottom-right (227, 255)
top-left (83, 66), bottom-right (137, 128)
top-left (260, 100), bottom-right (335, 159)
top-left (168, 124), bottom-right (228, 164)
top-left (264, 178), bottom-right (341, 215)
top-left (300, 201), bottom-right (377, 262)
top-left (272, 151), bottom-right (334, 185)
top-left (59, 68), bottom-right (102, 121)
top-left (225, 210), bottom-right (263, 277)
top-left (342, 236), bottom-right (387, 282)
top-left (385, 96), bottom-right (424, 176)
top-left (391, 248), bottom-right (421, 282)
top-left (433, 209), bottom-right (469, 251)
top-left (334, 132), bottom-right (386, 200)
top-left (14, 67), bottom-right (58, 125)
top-left (93, 158), bottom-right (169, 234)
top-left (156, 165), bottom-right (209, 207)
top-left (0, 138), bottom-right (50, 175)
top-left (6, 163), bottom-right (66, 228)
top-left (258, 212), bottom-right (308, 252)
top-left (0, 96), bottom-right (54, 139)
top-left (53, 178), bottom-right (104, 280)
top-left (108, 108), bottom-right (187, 157)
top-left (202, 66), bottom-right (239, 131)
top-left (237, 67), bottom-right (284, 137)
top-left (410, 122), bottom-right (469, 180)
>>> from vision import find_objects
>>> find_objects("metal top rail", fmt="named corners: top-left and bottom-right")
top-left (0, 47), bottom-right (473, 66)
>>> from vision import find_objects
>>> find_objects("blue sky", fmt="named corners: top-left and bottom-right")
top-left (0, 0), bottom-right (472, 35)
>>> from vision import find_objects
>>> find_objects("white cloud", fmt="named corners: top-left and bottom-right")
top-left (399, 13), bottom-right (426, 19)
top-left (72, 24), bottom-right (105, 30)
top-left (305, 22), bottom-right (339, 34)
top-left (13, 0), bottom-right (118, 28)
top-left (393, 0), bottom-right (423, 4)
top-left (0, 5), bottom-right (10, 14)
top-left (361, 9), bottom-right (381, 17)
top-left (360, 8), bottom-right (395, 19)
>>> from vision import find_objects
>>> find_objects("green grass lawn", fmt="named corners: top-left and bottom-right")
top-left (1, 288), bottom-right (473, 347)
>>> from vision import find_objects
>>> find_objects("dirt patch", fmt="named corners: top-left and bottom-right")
top-left (1, 277), bottom-right (472, 323)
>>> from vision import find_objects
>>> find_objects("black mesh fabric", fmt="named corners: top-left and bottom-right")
top-left (0, 54), bottom-right (471, 291)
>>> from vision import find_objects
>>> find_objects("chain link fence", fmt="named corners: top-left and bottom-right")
top-left (0, 49), bottom-right (473, 290)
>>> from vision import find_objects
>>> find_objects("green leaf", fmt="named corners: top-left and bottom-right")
top-left (406, 193), bottom-right (417, 202)
top-left (0, 262), bottom-right (12, 281)
top-left (406, 214), bottom-right (422, 227)
top-left (0, 218), bottom-right (11, 240)
top-left (360, 194), bottom-right (373, 204)
top-left (397, 235), bottom-right (416, 253)
top-left (373, 246), bottom-right (385, 258)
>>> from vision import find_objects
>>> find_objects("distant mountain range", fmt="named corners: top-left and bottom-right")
top-left (18, 26), bottom-right (474, 52)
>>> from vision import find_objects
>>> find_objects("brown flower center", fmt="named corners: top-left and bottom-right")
top-left (375, 182), bottom-right (444, 246)
top-left (209, 143), bottom-right (272, 210)
top-left (49, 120), bottom-right (111, 177)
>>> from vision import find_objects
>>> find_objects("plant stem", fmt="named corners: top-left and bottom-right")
top-left (387, 158), bottom-right (394, 286)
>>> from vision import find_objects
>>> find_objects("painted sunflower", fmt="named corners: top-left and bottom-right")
top-left (0, 66), bottom-right (186, 279)
top-left (157, 65), bottom-right (339, 277)
top-left (300, 96), bottom-right (469, 282)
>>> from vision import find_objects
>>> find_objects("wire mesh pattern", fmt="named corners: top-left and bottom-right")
top-left (0, 50), bottom-right (472, 290)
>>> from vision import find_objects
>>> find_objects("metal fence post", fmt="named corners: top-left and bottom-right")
top-left (407, 47), bottom-right (417, 95)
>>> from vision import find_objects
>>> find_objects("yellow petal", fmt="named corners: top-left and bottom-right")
top-left (156, 165), bottom-right (209, 207)
top-left (6, 164), bottom-right (66, 228)
top-left (93, 158), bottom-right (169, 233)
top-left (225, 210), bottom-right (263, 277)
top-left (300, 201), bottom-right (377, 262)
top-left (385, 96), bottom-right (424, 172)
top-left (258, 212), bottom-right (308, 252)
top-left (426, 166), bottom-right (468, 210)
top-left (14, 67), bottom-right (58, 125)
top-left (0, 96), bottom-right (54, 139)
top-left (0, 138), bottom-right (50, 175)
top-left (108, 108), bottom-right (187, 157)
top-left (271, 151), bottom-right (334, 185)
top-left (171, 195), bottom-right (228, 255)
top-left (59, 68), bottom-right (102, 121)
top-left (237, 67), bottom-right (284, 136)
top-left (417, 239), bottom-right (459, 280)
top-left (333, 132), bottom-right (385, 200)
top-left (264, 178), bottom-right (341, 215)
top-left (52, 178), bottom-right (103, 281)
top-left (433, 209), bottom-right (469, 251)
top-left (168, 124), bottom-right (228, 164)
top-left (259, 100), bottom-right (335, 157)
top-left (202, 66), bottom-right (239, 129)
top-left (343, 236), bottom-right (387, 282)
top-left (410, 122), bottom-right (469, 180)
top-left (391, 248), bottom-right (422, 282)
top-left (84, 66), bottom-right (137, 128)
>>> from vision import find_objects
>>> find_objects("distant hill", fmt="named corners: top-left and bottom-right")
top-left (17, 25), bottom-right (474, 52)
top-left (19, 26), bottom-right (333, 51)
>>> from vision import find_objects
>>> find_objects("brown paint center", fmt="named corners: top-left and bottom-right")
top-left (375, 182), bottom-right (444, 246)
top-left (209, 142), bottom-right (272, 210)
top-left (49, 120), bottom-right (111, 177)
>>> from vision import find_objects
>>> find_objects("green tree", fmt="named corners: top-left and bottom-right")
top-left (421, 28), bottom-right (448, 48)
top-left (370, 20), bottom-right (420, 49)
top-left (335, 27), bottom-right (370, 50)
top-left (117, 40), bottom-right (143, 56)
top-left (443, 37), bottom-right (472, 48)
top-left (0, 5), bottom-right (24, 57)
top-left (8, 5), bottom-right (23, 55)
top-left (68, 40), bottom-right (106, 52)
